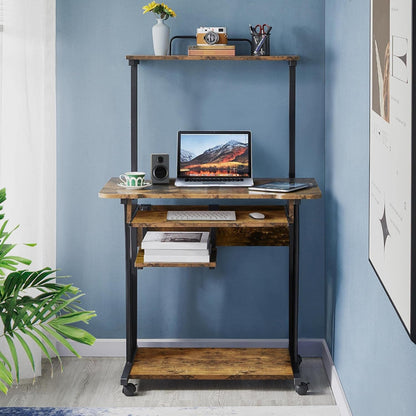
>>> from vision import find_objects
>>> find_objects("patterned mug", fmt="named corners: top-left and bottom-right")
top-left (119, 172), bottom-right (146, 187)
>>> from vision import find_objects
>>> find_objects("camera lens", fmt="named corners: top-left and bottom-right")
top-left (204, 31), bottom-right (220, 45)
top-left (157, 156), bottom-right (163, 163)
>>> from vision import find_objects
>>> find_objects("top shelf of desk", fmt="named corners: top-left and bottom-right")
top-left (126, 55), bottom-right (300, 62)
top-left (99, 178), bottom-right (321, 200)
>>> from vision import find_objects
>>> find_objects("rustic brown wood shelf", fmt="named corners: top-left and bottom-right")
top-left (135, 248), bottom-right (217, 269)
top-left (131, 205), bottom-right (290, 228)
top-left (126, 55), bottom-right (299, 62)
top-left (129, 348), bottom-right (293, 380)
top-left (99, 178), bottom-right (321, 200)
top-left (130, 204), bottom-right (291, 251)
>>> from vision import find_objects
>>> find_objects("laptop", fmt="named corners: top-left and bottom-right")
top-left (175, 131), bottom-right (254, 187)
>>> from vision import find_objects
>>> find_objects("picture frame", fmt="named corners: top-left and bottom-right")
top-left (369, 0), bottom-right (416, 342)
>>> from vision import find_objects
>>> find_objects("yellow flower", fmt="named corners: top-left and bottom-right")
top-left (142, 1), bottom-right (157, 14)
top-left (142, 2), bottom-right (176, 18)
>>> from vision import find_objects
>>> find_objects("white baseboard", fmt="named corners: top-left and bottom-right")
top-left (57, 338), bottom-right (351, 415)
top-left (56, 338), bottom-right (327, 357)
top-left (320, 341), bottom-right (352, 416)
top-left (57, 338), bottom-right (289, 357)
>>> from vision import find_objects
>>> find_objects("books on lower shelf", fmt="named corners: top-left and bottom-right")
top-left (141, 231), bottom-right (211, 263)
top-left (188, 45), bottom-right (236, 56)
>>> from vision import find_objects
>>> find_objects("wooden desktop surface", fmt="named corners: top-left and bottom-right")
top-left (126, 55), bottom-right (300, 62)
top-left (99, 178), bottom-right (321, 200)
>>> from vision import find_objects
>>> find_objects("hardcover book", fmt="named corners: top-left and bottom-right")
top-left (144, 248), bottom-right (210, 256)
top-left (189, 45), bottom-right (236, 49)
top-left (248, 181), bottom-right (311, 193)
top-left (188, 45), bottom-right (235, 56)
top-left (144, 252), bottom-right (210, 263)
top-left (141, 231), bottom-right (210, 250)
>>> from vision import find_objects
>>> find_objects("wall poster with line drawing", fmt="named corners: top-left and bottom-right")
top-left (369, 0), bottom-right (416, 342)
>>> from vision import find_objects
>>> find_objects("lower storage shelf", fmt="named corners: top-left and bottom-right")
top-left (129, 347), bottom-right (293, 380)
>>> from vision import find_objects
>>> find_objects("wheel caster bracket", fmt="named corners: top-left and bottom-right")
top-left (122, 382), bottom-right (136, 396)
top-left (295, 381), bottom-right (309, 395)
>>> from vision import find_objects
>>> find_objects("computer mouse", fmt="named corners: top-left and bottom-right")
top-left (249, 212), bottom-right (265, 220)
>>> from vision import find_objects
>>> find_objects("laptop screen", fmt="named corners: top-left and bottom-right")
top-left (177, 131), bottom-right (252, 178)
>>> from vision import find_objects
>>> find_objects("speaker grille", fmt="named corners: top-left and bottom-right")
top-left (153, 165), bottom-right (168, 179)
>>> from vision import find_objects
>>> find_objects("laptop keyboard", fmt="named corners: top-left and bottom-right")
top-left (184, 178), bottom-right (244, 182)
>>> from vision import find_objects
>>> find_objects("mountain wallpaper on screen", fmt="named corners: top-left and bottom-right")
top-left (180, 140), bottom-right (249, 176)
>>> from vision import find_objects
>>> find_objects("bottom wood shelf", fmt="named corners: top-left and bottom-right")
top-left (129, 348), bottom-right (293, 380)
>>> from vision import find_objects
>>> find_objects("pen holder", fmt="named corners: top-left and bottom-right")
top-left (251, 34), bottom-right (270, 56)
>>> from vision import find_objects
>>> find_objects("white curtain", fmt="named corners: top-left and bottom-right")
top-left (0, 0), bottom-right (56, 379)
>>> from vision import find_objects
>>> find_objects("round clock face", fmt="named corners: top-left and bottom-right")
top-left (204, 31), bottom-right (219, 45)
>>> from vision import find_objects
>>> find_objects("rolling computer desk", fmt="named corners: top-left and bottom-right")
top-left (99, 55), bottom-right (322, 396)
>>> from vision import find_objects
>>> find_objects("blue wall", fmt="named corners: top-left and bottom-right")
top-left (56, 0), bottom-right (325, 339)
top-left (56, 0), bottom-right (416, 413)
top-left (325, 1), bottom-right (416, 415)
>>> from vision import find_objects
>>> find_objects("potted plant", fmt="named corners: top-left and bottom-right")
top-left (142, 1), bottom-right (176, 56)
top-left (0, 188), bottom-right (96, 394)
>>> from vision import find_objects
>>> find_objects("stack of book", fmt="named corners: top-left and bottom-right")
top-left (141, 231), bottom-right (211, 263)
top-left (188, 45), bottom-right (235, 56)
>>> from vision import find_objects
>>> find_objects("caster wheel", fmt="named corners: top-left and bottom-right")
top-left (122, 383), bottom-right (136, 396)
top-left (295, 381), bottom-right (309, 395)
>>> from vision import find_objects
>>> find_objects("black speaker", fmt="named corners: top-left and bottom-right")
top-left (151, 153), bottom-right (169, 184)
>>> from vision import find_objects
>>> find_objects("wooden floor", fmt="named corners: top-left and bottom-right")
top-left (0, 357), bottom-right (336, 408)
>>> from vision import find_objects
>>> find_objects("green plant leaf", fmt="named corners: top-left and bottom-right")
top-left (20, 328), bottom-right (54, 378)
top-left (50, 310), bottom-right (97, 326)
top-left (26, 285), bottom-right (71, 325)
top-left (0, 224), bottom-right (19, 249)
top-left (48, 319), bottom-right (96, 346)
top-left (23, 269), bottom-right (55, 290)
top-left (0, 220), bottom-right (8, 239)
top-left (0, 363), bottom-right (13, 386)
top-left (0, 376), bottom-right (11, 394)
top-left (41, 324), bottom-right (81, 358)
top-left (41, 294), bottom-right (85, 322)
top-left (0, 361), bottom-right (12, 383)
top-left (5, 256), bottom-right (32, 265)
top-left (13, 332), bottom-right (35, 375)
top-left (0, 188), bottom-right (96, 395)
top-left (32, 327), bottom-right (63, 373)
top-left (0, 351), bottom-right (11, 371)
top-left (5, 334), bottom-right (19, 383)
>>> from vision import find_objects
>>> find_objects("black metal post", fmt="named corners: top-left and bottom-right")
top-left (130, 60), bottom-right (138, 171)
top-left (168, 35), bottom-right (252, 56)
top-left (121, 200), bottom-right (138, 386)
top-left (289, 201), bottom-right (300, 377)
top-left (288, 60), bottom-right (297, 179)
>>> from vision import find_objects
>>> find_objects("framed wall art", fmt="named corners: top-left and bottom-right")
top-left (369, 0), bottom-right (416, 342)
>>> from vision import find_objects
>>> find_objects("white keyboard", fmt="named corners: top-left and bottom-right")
top-left (167, 210), bottom-right (236, 221)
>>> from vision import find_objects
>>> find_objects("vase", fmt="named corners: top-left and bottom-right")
top-left (152, 18), bottom-right (170, 56)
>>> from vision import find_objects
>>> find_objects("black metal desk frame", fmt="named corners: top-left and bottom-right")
top-left (121, 56), bottom-right (301, 391)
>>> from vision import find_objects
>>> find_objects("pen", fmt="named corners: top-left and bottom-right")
top-left (254, 26), bottom-right (272, 55)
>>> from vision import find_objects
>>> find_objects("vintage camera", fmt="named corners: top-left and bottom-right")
top-left (196, 27), bottom-right (227, 46)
